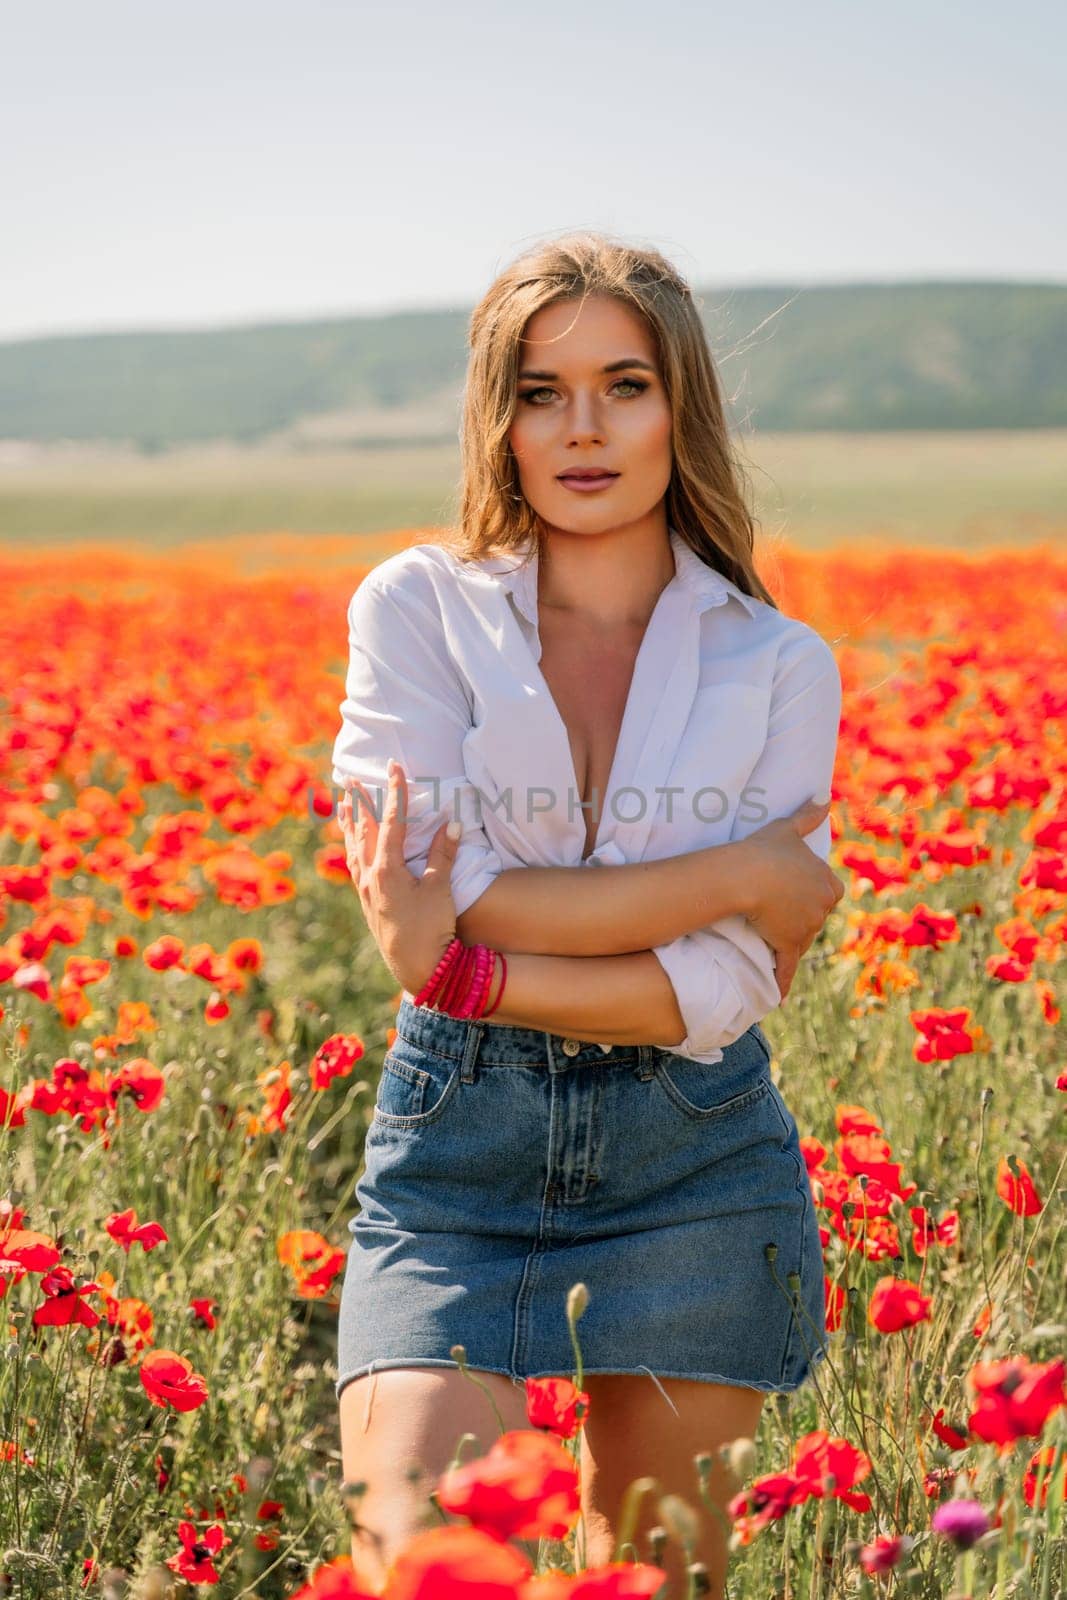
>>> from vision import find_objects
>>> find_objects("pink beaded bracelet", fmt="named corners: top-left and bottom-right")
top-left (413, 939), bottom-right (461, 1008)
top-left (412, 937), bottom-right (506, 1020)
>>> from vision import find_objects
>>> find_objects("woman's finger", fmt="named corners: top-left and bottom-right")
top-left (350, 781), bottom-right (380, 874)
top-left (339, 791), bottom-right (361, 880)
top-left (377, 760), bottom-right (408, 876)
top-left (339, 781), bottom-right (374, 885)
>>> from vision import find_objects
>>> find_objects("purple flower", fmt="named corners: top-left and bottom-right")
top-left (931, 1498), bottom-right (991, 1549)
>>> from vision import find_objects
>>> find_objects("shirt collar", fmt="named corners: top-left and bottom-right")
top-left (477, 525), bottom-right (760, 627)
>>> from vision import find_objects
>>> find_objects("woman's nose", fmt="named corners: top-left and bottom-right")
top-left (565, 393), bottom-right (605, 445)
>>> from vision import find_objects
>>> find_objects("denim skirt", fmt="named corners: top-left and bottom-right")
top-left (335, 999), bottom-right (828, 1402)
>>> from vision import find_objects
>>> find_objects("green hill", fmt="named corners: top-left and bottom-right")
top-left (1, 283), bottom-right (1065, 448)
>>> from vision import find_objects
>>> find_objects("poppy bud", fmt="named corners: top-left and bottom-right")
top-left (566, 1282), bottom-right (589, 1322)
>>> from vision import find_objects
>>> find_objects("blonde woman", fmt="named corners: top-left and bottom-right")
top-left (333, 234), bottom-right (844, 1596)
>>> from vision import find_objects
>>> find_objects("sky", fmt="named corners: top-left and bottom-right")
top-left (4, 0), bottom-right (1064, 342)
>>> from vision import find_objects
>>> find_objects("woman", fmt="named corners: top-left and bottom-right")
top-left (332, 234), bottom-right (844, 1594)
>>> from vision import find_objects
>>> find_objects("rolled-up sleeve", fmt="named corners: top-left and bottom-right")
top-left (331, 574), bottom-right (506, 918)
top-left (650, 628), bottom-right (842, 1059)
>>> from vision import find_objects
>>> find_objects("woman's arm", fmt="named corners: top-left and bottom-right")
top-left (454, 839), bottom-right (761, 956)
top-left (479, 949), bottom-right (688, 1047)
top-left (464, 632), bottom-right (841, 1053)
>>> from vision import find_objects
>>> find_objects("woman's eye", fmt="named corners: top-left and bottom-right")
top-left (518, 378), bottom-right (649, 405)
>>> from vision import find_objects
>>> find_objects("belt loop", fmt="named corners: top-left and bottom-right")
top-left (460, 1021), bottom-right (484, 1084)
top-left (635, 1044), bottom-right (656, 1082)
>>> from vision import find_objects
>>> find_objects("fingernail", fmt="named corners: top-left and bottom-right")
top-left (446, 820), bottom-right (462, 841)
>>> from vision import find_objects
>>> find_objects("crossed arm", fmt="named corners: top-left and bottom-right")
top-left (333, 574), bottom-right (841, 1052)
top-left (454, 846), bottom-right (759, 1046)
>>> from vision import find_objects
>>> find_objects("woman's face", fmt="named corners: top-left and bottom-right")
top-left (507, 293), bottom-right (673, 537)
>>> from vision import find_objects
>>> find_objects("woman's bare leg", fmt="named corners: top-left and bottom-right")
top-left (338, 1366), bottom-right (531, 1590)
top-left (578, 1374), bottom-right (767, 1599)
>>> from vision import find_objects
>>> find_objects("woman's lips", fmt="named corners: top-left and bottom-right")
top-left (557, 473), bottom-right (620, 493)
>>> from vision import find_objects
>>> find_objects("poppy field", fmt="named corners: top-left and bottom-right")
top-left (1, 531), bottom-right (1065, 1598)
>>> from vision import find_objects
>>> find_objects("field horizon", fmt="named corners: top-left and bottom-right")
top-left (2, 427), bottom-right (1065, 552)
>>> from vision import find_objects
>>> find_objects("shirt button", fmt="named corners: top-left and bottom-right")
top-left (561, 1038), bottom-right (582, 1057)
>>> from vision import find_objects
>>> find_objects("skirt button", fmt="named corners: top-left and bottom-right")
top-left (561, 1038), bottom-right (582, 1057)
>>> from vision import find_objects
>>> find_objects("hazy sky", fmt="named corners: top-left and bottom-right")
top-left (4, 0), bottom-right (1064, 341)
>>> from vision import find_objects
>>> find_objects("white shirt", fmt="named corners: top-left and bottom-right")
top-left (331, 526), bottom-right (841, 1064)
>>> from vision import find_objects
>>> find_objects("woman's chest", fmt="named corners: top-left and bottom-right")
top-left (536, 614), bottom-right (645, 852)
top-left (455, 582), bottom-right (773, 866)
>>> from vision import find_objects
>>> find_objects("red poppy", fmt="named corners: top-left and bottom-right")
top-left (387, 1523), bottom-right (532, 1598)
top-left (834, 1104), bottom-right (883, 1137)
top-left (973, 1302), bottom-right (993, 1340)
top-left (310, 1032), bottom-right (366, 1089)
top-left (139, 1349), bottom-right (209, 1412)
top-left (799, 1135), bottom-right (827, 1169)
top-left (909, 1006), bottom-right (980, 1063)
top-left (929, 1407), bottom-right (970, 1452)
top-left (791, 1431), bottom-right (873, 1511)
top-left (909, 1206), bottom-right (959, 1256)
top-left (525, 1375), bottom-right (590, 1440)
top-left (277, 1230), bottom-right (345, 1299)
top-left (32, 1265), bottom-right (102, 1329)
top-left (105, 1057), bottom-right (165, 1114)
top-left (190, 1298), bottom-right (218, 1330)
top-left (968, 1356), bottom-right (1066, 1447)
top-left (204, 992), bottom-right (231, 1023)
top-left (728, 1429), bottom-right (872, 1543)
top-left (142, 936), bottom-right (186, 971)
top-left (859, 1533), bottom-right (911, 1574)
top-left (164, 1520), bottom-right (231, 1585)
top-left (226, 936), bottom-right (263, 971)
top-left (825, 1276), bottom-right (846, 1332)
top-left (868, 1275), bottom-right (933, 1333)
top-left (286, 1554), bottom-right (380, 1598)
top-left (0, 1227), bottom-right (60, 1279)
top-left (435, 1429), bottom-right (580, 1542)
top-left (1023, 1445), bottom-right (1067, 1509)
top-left (105, 1207), bottom-right (168, 1254)
top-left (995, 1155), bottom-right (1043, 1216)
top-left (1034, 981), bottom-right (1060, 1026)
top-left (727, 1468), bottom-right (800, 1539)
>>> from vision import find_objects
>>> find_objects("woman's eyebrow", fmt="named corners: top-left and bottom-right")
top-left (517, 357), bottom-right (657, 380)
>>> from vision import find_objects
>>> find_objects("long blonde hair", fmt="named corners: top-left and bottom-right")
top-left (437, 231), bottom-right (777, 611)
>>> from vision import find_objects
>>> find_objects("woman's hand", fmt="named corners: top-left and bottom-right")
top-left (338, 758), bottom-right (462, 995)
top-left (739, 797), bottom-right (845, 1002)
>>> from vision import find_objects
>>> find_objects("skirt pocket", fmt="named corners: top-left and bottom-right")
top-left (372, 1035), bottom-right (462, 1128)
top-left (652, 1022), bottom-right (772, 1121)
top-left (654, 1065), bottom-right (772, 1122)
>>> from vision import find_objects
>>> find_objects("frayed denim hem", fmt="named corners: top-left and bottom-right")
top-left (335, 1344), bottom-right (829, 1405)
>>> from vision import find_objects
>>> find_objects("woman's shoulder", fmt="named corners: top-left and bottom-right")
top-left (352, 540), bottom-right (458, 594)
top-left (758, 601), bottom-right (835, 650)
top-left (719, 579), bottom-right (837, 667)
top-left (347, 542), bottom-right (460, 610)
top-left (345, 541), bottom-right (505, 643)
top-left (765, 612), bottom-right (841, 703)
